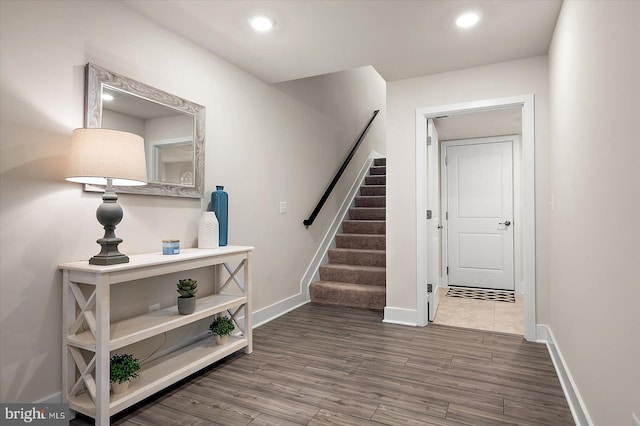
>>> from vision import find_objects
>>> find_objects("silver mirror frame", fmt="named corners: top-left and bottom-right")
top-left (84, 63), bottom-right (205, 198)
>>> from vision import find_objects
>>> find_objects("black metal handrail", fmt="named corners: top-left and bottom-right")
top-left (303, 109), bottom-right (380, 227)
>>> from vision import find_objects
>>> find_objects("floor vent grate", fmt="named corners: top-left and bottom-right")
top-left (446, 288), bottom-right (516, 303)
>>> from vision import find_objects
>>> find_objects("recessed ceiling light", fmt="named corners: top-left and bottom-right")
top-left (456, 12), bottom-right (480, 29)
top-left (249, 15), bottom-right (275, 32)
top-left (101, 93), bottom-right (114, 101)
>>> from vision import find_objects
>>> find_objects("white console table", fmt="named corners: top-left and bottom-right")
top-left (59, 246), bottom-right (253, 425)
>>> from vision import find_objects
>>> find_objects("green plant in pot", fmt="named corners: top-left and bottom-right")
top-left (110, 353), bottom-right (140, 394)
top-left (209, 316), bottom-right (234, 345)
top-left (176, 278), bottom-right (198, 315)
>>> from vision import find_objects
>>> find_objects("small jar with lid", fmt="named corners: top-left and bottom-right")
top-left (162, 240), bottom-right (180, 255)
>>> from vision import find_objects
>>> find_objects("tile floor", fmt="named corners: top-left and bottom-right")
top-left (433, 287), bottom-right (524, 334)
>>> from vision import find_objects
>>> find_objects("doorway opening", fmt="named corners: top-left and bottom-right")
top-left (437, 135), bottom-right (523, 334)
top-left (415, 95), bottom-right (536, 341)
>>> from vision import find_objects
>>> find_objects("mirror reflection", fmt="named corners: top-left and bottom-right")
top-left (85, 63), bottom-right (205, 198)
top-left (101, 87), bottom-right (195, 186)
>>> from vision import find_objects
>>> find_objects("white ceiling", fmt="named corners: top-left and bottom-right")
top-left (122, 0), bottom-right (562, 84)
top-left (121, 1), bottom-right (552, 139)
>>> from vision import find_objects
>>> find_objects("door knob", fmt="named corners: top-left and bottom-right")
top-left (499, 220), bottom-right (511, 226)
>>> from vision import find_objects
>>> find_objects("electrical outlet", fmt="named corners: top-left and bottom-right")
top-left (148, 303), bottom-right (161, 312)
top-left (279, 201), bottom-right (287, 214)
top-left (632, 412), bottom-right (639, 426)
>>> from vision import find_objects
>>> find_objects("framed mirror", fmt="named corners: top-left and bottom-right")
top-left (84, 63), bottom-right (205, 198)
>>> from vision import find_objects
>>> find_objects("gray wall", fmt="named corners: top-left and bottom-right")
top-left (548, 1), bottom-right (640, 424)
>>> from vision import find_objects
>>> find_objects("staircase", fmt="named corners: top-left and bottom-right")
top-left (309, 158), bottom-right (386, 310)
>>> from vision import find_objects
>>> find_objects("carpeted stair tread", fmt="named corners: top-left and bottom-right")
top-left (328, 248), bottom-right (386, 267)
top-left (355, 196), bottom-right (386, 207)
top-left (360, 185), bottom-right (385, 196)
top-left (374, 158), bottom-right (386, 166)
top-left (342, 220), bottom-right (385, 234)
top-left (365, 175), bottom-right (386, 185)
top-left (370, 166), bottom-right (386, 175)
top-left (349, 207), bottom-right (386, 220)
top-left (309, 281), bottom-right (386, 310)
top-left (335, 233), bottom-right (385, 250)
top-left (319, 264), bottom-right (386, 286)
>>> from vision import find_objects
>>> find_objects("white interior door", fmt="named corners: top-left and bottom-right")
top-left (445, 141), bottom-right (514, 290)
top-left (426, 119), bottom-right (441, 321)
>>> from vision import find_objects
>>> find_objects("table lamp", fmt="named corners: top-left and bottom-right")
top-left (66, 128), bottom-right (147, 265)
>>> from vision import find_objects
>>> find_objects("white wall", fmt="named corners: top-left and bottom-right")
top-left (548, 1), bottom-right (640, 424)
top-left (273, 66), bottom-right (387, 230)
top-left (273, 65), bottom-right (386, 159)
top-left (386, 56), bottom-right (550, 323)
top-left (0, 0), bottom-right (352, 403)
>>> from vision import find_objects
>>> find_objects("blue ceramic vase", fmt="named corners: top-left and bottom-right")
top-left (210, 186), bottom-right (228, 246)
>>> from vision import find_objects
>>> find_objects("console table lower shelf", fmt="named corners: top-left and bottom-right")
top-left (69, 335), bottom-right (247, 418)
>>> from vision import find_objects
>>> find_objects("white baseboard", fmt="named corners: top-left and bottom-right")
top-left (383, 307), bottom-right (418, 326)
top-left (252, 292), bottom-right (309, 328)
top-left (537, 324), bottom-right (593, 426)
top-left (535, 324), bottom-right (548, 343)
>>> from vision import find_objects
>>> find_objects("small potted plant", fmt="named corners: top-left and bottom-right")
top-left (176, 278), bottom-right (198, 315)
top-left (110, 353), bottom-right (140, 394)
top-left (209, 316), bottom-right (234, 345)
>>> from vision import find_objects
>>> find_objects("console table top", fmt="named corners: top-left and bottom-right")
top-left (59, 246), bottom-right (254, 273)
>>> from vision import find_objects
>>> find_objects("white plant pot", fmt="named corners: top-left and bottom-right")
top-left (215, 335), bottom-right (228, 345)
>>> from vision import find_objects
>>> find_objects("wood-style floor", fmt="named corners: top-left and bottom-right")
top-left (72, 303), bottom-right (574, 425)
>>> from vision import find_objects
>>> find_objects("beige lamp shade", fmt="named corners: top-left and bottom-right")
top-left (66, 128), bottom-right (147, 186)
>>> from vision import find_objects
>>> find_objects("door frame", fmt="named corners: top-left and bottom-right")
top-left (440, 136), bottom-right (522, 294)
top-left (426, 119), bottom-right (441, 321)
top-left (415, 94), bottom-right (536, 341)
